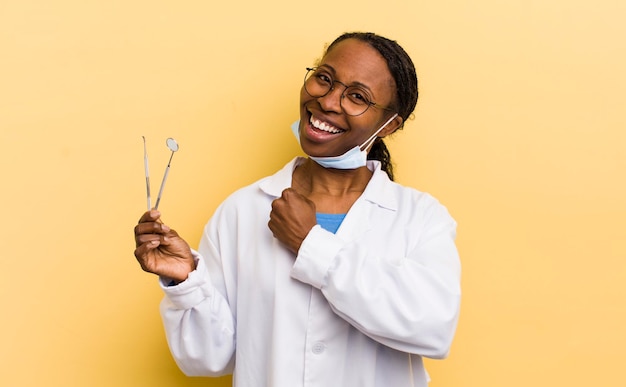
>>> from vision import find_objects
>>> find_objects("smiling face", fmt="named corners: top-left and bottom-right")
top-left (298, 38), bottom-right (402, 158)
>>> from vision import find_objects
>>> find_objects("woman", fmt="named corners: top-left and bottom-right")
top-left (134, 32), bottom-right (461, 387)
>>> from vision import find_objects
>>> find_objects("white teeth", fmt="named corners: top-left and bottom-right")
top-left (310, 116), bottom-right (343, 134)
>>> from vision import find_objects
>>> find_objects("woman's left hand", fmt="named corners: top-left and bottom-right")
top-left (268, 188), bottom-right (317, 254)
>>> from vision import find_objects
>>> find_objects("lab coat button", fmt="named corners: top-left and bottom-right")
top-left (312, 342), bottom-right (326, 354)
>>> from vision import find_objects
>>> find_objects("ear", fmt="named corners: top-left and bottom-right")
top-left (378, 114), bottom-right (404, 138)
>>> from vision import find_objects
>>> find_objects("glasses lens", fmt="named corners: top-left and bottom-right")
top-left (303, 67), bottom-right (372, 116)
top-left (342, 86), bottom-right (371, 116)
top-left (304, 68), bottom-right (331, 98)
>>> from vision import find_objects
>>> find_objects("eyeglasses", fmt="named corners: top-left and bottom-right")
top-left (303, 67), bottom-right (395, 116)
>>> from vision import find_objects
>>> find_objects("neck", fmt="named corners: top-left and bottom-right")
top-left (293, 158), bottom-right (373, 197)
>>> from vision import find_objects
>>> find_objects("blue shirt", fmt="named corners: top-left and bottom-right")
top-left (316, 212), bottom-right (347, 234)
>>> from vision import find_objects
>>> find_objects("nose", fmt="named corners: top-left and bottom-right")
top-left (317, 81), bottom-right (347, 113)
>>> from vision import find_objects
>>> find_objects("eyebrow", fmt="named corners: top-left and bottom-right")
top-left (317, 64), bottom-right (374, 92)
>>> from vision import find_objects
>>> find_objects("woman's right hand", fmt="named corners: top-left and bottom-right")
top-left (133, 210), bottom-right (196, 284)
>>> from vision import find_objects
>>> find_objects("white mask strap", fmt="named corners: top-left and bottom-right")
top-left (359, 113), bottom-right (398, 151)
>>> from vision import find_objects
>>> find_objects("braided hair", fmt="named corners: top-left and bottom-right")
top-left (325, 32), bottom-right (419, 181)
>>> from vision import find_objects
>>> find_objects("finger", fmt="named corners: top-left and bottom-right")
top-left (281, 188), bottom-right (297, 199)
top-left (270, 198), bottom-right (280, 211)
top-left (159, 233), bottom-right (184, 248)
top-left (134, 239), bottom-right (160, 260)
top-left (135, 233), bottom-right (162, 246)
top-left (134, 221), bottom-right (170, 237)
top-left (267, 219), bottom-right (277, 236)
top-left (138, 209), bottom-right (161, 223)
top-left (134, 241), bottom-right (162, 273)
top-left (268, 204), bottom-right (284, 224)
top-left (160, 234), bottom-right (173, 247)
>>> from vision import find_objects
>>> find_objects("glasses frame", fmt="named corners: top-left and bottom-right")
top-left (303, 67), bottom-right (395, 117)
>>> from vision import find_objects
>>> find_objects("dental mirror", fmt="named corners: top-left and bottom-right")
top-left (166, 137), bottom-right (179, 152)
top-left (154, 137), bottom-right (179, 210)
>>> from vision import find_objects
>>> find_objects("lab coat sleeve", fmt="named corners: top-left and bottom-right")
top-left (159, 227), bottom-right (236, 376)
top-left (290, 197), bottom-right (461, 359)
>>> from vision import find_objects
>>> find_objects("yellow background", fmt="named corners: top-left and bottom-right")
top-left (1, 0), bottom-right (625, 386)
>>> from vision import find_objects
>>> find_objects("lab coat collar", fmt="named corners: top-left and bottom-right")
top-left (258, 157), bottom-right (303, 197)
top-left (259, 157), bottom-right (398, 212)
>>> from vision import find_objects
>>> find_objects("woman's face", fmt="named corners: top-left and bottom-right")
top-left (298, 38), bottom-right (401, 158)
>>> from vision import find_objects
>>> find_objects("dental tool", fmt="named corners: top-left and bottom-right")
top-left (154, 138), bottom-right (179, 210)
top-left (142, 136), bottom-right (151, 210)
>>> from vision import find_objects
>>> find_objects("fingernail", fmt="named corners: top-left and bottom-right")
top-left (162, 224), bottom-right (170, 232)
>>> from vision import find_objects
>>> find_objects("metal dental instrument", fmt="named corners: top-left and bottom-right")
top-left (154, 138), bottom-right (179, 210)
top-left (142, 136), bottom-right (151, 210)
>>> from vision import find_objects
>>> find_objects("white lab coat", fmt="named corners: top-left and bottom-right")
top-left (160, 157), bottom-right (461, 387)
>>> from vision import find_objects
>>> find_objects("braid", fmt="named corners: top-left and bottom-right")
top-left (367, 139), bottom-right (394, 181)
top-left (326, 32), bottom-right (419, 181)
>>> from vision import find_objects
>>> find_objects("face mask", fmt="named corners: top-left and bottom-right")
top-left (290, 113), bottom-right (398, 169)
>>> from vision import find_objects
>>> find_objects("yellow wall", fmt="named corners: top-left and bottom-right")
top-left (1, 1), bottom-right (625, 386)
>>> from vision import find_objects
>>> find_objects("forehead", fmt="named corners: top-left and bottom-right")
top-left (320, 39), bottom-right (394, 90)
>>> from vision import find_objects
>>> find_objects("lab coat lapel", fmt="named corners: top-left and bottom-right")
top-left (336, 198), bottom-right (372, 242)
top-left (336, 160), bottom-right (397, 242)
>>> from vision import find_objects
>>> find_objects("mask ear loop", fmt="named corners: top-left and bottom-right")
top-left (359, 113), bottom-right (398, 152)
